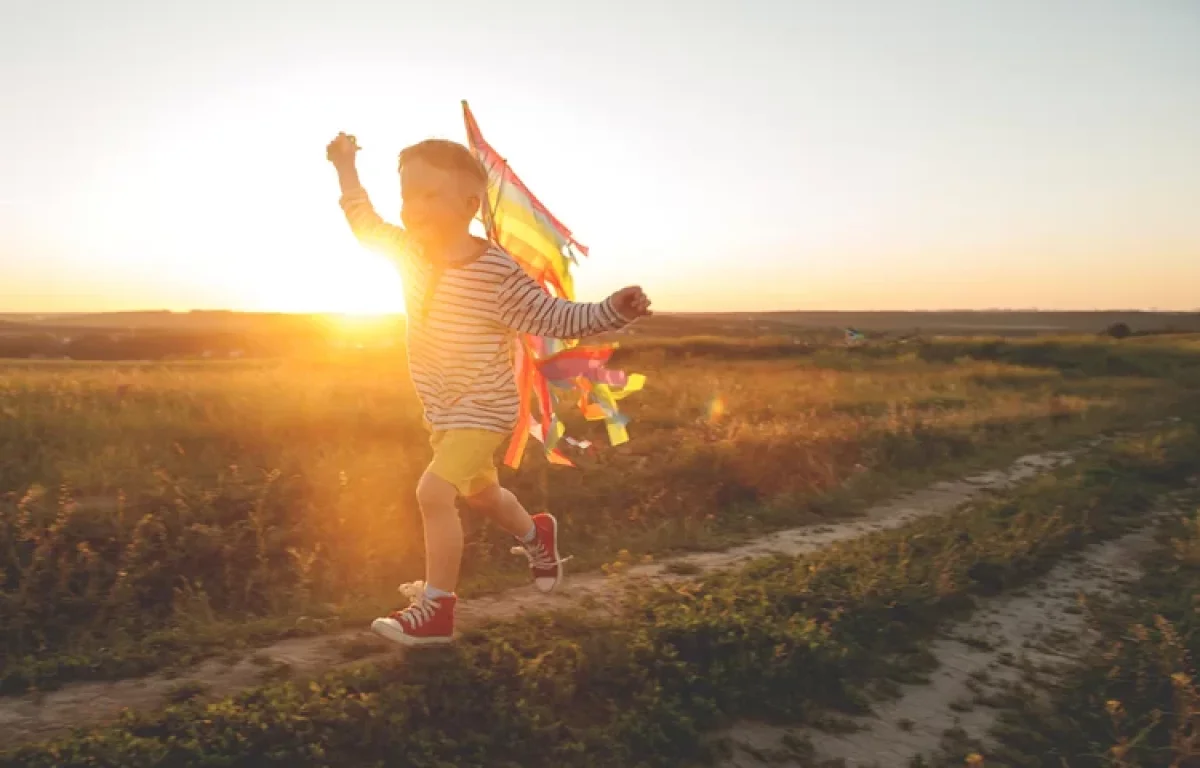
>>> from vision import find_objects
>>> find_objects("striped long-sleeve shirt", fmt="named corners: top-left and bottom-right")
top-left (340, 186), bottom-right (630, 433)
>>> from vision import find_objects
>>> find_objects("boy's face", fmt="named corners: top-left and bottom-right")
top-left (399, 159), bottom-right (481, 250)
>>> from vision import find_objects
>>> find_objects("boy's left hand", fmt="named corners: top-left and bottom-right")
top-left (611, 286), bottom-right (652, 320)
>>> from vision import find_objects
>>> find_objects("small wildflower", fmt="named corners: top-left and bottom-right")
top-left (965, 753), bottom-right (984, 767)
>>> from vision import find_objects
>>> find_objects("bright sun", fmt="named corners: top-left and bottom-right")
top-left (241, 249), bottom-right (407, 316)
top-left (323, 253), bottom-right (406, 315)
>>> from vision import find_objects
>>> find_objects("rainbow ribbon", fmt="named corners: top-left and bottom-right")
top-left (462, 101), bottom-right (645, 468)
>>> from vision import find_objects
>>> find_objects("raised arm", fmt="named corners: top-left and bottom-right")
top-left (494, 258), bottom-right (650, 338)
top-left (326, 133), bottom-right (411, 260)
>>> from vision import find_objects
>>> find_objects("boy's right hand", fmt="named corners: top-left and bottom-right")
top-left (326, 132), bottom-right (360, 167)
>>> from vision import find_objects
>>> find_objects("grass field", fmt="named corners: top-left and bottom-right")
top-left (2, 332), bottom-right (1199, 765)
top-left (4, 388), bottom-right (1199, 767)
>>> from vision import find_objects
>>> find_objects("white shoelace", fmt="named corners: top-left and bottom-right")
top-left (392, 580), bottom-right (437, 628)
top-left (398, 580), bottom-right (426, 600)
top-left (510, 540), bottom-right (572, 569)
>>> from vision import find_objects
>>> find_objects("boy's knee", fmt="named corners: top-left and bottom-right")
top-left (464, 484), bottom-right (503, 513)
top-left (416, 472), bottom-right (458, 516)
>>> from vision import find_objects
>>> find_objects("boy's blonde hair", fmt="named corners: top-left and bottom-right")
top-left (398, 139), bottom-right (488, 195)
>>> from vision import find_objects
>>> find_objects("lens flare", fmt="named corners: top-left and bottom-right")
top-left (707, 395), bottom-right (727, 422)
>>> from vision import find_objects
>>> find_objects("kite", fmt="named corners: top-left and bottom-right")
top-left (461, 101), bottom-right (645, 469)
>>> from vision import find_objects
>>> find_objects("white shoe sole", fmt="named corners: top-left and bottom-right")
top-left (370, 617), bottom-right (453, 647)
top-left (534, 514), bottom-right (563, 593)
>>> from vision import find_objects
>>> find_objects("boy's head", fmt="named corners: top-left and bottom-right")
top-left (397, 139), bottom-right (488, 250)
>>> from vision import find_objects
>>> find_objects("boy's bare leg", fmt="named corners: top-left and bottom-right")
top-left (467, 483), bottom-right (564, 593)
top-left (465, 484), bottom-right (535, 539)
top-left (368, 470), bottom-right (460, 646)
top-left (416, 471), bottom-right (464, 593)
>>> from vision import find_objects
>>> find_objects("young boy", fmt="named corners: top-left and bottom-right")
top-left (325, 131), bottom-right (650, 646)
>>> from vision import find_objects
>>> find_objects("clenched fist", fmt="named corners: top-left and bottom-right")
top-left (326, 132), bottom-right (360, 166)
top-left (610, 286), bottom-right (652, 321)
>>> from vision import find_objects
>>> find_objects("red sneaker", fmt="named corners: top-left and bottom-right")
top-left (511, 513), bottom-right (571, 593)
top-left (370, 582), bottom-right (456, 646)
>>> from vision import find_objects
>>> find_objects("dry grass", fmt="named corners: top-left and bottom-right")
top-left (0, 337), bottom-right (1194, 691)
top-left (5, 415), bottom-right (1198, 768)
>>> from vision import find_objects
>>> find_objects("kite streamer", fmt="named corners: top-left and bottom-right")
top-left (461, 101), bottom-right (644, 468)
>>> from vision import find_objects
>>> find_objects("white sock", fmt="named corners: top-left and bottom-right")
top-left (519, 523), bottom-right (537, 544)
top-left (423, 583), bottom-right (453, 600)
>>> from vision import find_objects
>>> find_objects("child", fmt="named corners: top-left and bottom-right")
top-left (326, 132), bottom-right (651, 646)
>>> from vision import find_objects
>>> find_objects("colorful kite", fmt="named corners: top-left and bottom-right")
top-left (461, 101), bottom-right (645, 469)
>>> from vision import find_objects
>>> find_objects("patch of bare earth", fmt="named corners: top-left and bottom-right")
top-left (0, 447), bottom-right (1085, 748)
top-left (721, 495), bottom-right (1188, 768)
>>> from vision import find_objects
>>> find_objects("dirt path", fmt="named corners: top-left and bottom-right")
top-left (0, 447), bottom-right (1084, 748)
top-left (721, 494), bottom-right (1185, 768)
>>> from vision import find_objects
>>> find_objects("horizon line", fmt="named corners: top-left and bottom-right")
top-left (2, 308), bottom-right (1199, 317)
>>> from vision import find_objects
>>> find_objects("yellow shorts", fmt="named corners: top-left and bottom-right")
top-left (427, 429), bottom-right (508, 497)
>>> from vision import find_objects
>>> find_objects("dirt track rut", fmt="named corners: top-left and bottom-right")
top-left (0, 446), bottom-right (1087, 748)
top-left (722, 489), bottom-right (1188, 767)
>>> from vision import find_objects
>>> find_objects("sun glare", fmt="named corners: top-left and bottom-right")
top-left (76, 75), bottom-right (647, 317)
top-left (241, 250), bottom-right (406, 316)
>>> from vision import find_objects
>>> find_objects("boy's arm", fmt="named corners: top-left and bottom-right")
top-left (338, 184), bottom-right (411, 259)
top-left (327, 133), bottom-right (411, 260)
top-left (494, 260), bottom-right (643, 338)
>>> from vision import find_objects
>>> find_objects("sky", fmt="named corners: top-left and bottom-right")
top-left (1, 0), bottom-right (1198, 314)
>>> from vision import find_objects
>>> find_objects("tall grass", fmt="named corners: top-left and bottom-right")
top-left (4, 417), bottom-right (1197, 768)
top-left (0, 337), bottom-right (1195, 691)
